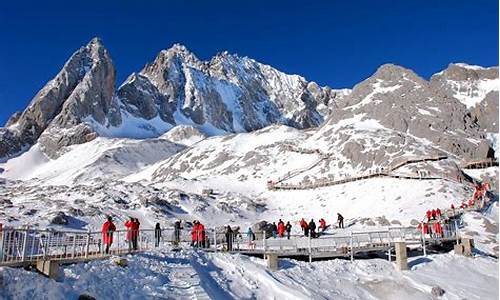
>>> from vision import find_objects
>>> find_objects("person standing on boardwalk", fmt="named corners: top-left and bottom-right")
top-left (308, 219), bottom-right (317, 238)
top-left (174, 220), bottom-right (182, 245)
top-left (277, 221), bottom-right (285, 237)
top-left (191, 220), bottom-right (199, 247)
top-left (154, 223), bottom-right (162, 247)
top-left (197, 222), bottom-right (206, 248)
top-left (319, 218), bottom-right (327, 232)
top-left (225, 225), bottom-right (234, 251)
top-left (247, 227), bottom-right (256, 248)
top-left (125, 217), bottom-right (135, 251)
top-left (285, 221), bottom-right (292, 239)
top-left (300, 218), bottom-right (307, 235)
top-left (337, 213), bottom-right (344, 229)
top-left (101, 216), bottom-right (116, 254)
top-left (132, 218), bottom-right (140, 250)
top-left (271, 222), bottom-right (278, 238)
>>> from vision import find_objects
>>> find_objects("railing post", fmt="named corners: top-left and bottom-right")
top-left (44, 232), bottom-right (51, 260)
top-left (72, 233), bottom-right (77, 258)
top-left (214, 228), bottom-right (217, 252)
top-left (21, 227), bottom-right (29, 262)
top-left (0, 228), bottom-right (6, 263)
top-left (421, 223), bottom-right (427, 257)
top-left (85, 229), bottom-right (91, 258)
top-left (263, 230), bottom-right (267, 253)
top-left (388, 242), bottom-right (391, 262)
top-left (308, 230), bottom-right (312, 263)
top-left (454, 219), bottom-right (460, 245)
top-left (350, 232), bottom-right (354, 262)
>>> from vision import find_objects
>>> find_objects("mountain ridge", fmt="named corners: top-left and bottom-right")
top-left (0, 37), bottom-right (498, 162)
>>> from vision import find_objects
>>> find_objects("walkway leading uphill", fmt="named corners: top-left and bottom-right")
top-left (268, 143), bottom-right (449, 190)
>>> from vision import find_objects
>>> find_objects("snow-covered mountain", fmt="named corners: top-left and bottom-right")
top-left (0, 38), bottom-right (498, 244)
top-left (1, 38), bottom-right (343, 161)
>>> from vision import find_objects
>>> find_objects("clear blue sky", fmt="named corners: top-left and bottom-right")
top-left (1, 0), bottom-right (498, 125)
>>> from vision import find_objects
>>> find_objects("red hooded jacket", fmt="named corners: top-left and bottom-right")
top-left (101, 220), bottom-right (116, 245)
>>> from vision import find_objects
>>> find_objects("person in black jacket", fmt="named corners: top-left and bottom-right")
top-left (154, 223), bottom-right (162, 247)
top-left (271, 222), bottom-right (278, 238)
top-left (174, 220), bottom-right (182, 245)
top-left (225, 225), bottom-right (234, 251)
top-left (337, 213), bottom-right (344, 229)
top-left (308, 219), bottom-right (317, 238)
top-left (285, 222), bottom-right (292, 240)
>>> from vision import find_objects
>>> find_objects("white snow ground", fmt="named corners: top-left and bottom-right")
top-left (0, 249), bottom-right (497, 300)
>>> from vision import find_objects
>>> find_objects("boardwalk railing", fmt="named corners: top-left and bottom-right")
top-left (268, 151), bottom-right (449, 191)
top-left (210, 224), bottom-right (459, 258)
top-left (0, 228), bottom-right (193, 266)
top-left (0, 223), bottom-right (460, 267)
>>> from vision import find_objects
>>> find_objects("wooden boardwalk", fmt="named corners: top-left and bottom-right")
top-left (269, 147), bottom-right (449, 190)
top-left (462, 159), bottom-right (498, 169)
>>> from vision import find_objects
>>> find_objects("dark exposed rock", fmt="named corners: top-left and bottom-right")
top-left (50, 212), bottom-right (70, 225)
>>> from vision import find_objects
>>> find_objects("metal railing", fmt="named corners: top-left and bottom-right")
top-left (0, 222), bottom-right (461, 266)
top-left (0, 227), bottom-right (193, 265)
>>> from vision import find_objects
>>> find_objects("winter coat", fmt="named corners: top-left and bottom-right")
top-left (155, 224), bottom-right (162, 238)
top-left (300, 219), bottom-right (307, 229)
top-left (277, 223), bottom-right (285, 236)
top-left (132, 220), bottom-right (140, 239)
top-left (319, 219), bottom-right (326, 229)
top-left (198, 223), bottom-right (206, 241)
top-left (308, 221), bottom-right (316, 231)
top-left (426, 210), bottom-right (432, 219)
top-left (191, 224), bottom-right (199, 241)
top-left (285, 224), bottom-right (292, 233)
top-left (101, 221), bottom-right (116, 245)
top-left (125, 220), bottom-right (135, 240)
top-left (433, 222), bottom-right (443, 235)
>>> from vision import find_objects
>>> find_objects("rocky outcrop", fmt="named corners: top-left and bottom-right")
top-left (322, 64), bottom-right (495, 160)
top-left (1, 38), bottom-right (119, 159)
top-left (122, 45), bottom-right (335, 132)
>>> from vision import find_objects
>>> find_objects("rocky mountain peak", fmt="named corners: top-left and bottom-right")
top-left (371, 63), bottom-right (427, 86)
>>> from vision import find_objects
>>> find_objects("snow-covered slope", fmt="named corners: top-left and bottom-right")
top-left (1, 250), bottom-right (497, 300)
top-left (0, 137), bottom-right (184, 185)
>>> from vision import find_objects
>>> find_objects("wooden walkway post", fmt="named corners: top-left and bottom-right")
top-left (308, 230), bottom-right (312, 263)
top-left (85, 229), bottom-right (91, 258)
top-left (21, 227), bottom-right (29, 262)
top-left (421, 223), bottom-right (427, 257)
top-left (214, 228), bottom-right (217, 252)
top-left (350, 232), bottom-right (354, 262)
top-left (395, 242), bottom-right (408, 271)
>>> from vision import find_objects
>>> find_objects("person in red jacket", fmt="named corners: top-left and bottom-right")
top-left (433, 222), bottom-right (443, 238)
top-left (431, 209), bottom-right (437, 220)
top-left (300, 218), bottom-right (307, 233)
top-left (436, 208), bottom-right (441, 218)
top-left (191, 221), bottom-right (199, 247)
top-left (131, 218), bottom-right (140, 250)
top-left (426, 210), bottom-right (432, 222)
top-left (101, 216), bottom-right (116, 254)
top-left (319, 218), bottom-right (327, 232)
top-left (125, 217), bottom-right (135, 251)
top-left (197, 222), bottom-right (206, 247)
top-left (277, 221), bottom-right (285, 237)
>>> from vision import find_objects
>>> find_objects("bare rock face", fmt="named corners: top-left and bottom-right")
top-left (4, 111), bottom-right (22, 127)
top-left (323, 64), bottom-right (495, 160)
top-left (122, 45), bottom-right (335, 133)
top-left (0, 129), bottom-right (22, 161)
top-left (430, 63), bottom-right (499, 134)
top-left (117, 73), bottom-right (175, 124)
top-left (1, 38), bottom-right (119, 159)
